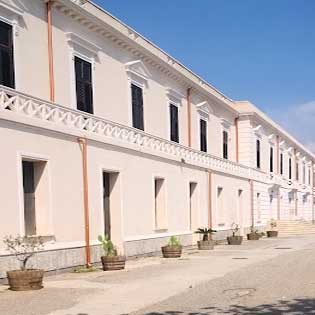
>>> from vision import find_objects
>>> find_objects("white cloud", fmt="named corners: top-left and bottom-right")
top-left (268, 101), bottom-right (315, 153)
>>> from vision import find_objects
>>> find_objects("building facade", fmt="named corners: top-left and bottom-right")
top-left (0, 0), bottom-right (314, 275)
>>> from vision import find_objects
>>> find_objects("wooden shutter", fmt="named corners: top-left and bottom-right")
top-left (223, 131), bottom-right (228, 159)
top-left (0, 21), bottom-right (15, 88)
top-left (75, 57), bottom-right (93, 114)
top-left (270, 147), bottom-right (274, 172)
top-left (200, 119), bottom-right (207, 152)
top-left (170, 104), bottom-right (179, 142)
top-left (256, 140), bottom-right (261, 168)
top-left (131, 84), bottom-right (144, 130)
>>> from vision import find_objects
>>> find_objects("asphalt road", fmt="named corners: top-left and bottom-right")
top-left (131, 246), bottom-right (315, 315)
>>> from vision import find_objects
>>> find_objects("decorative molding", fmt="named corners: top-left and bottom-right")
top-left (287, 146), bottom-right (294, 155)
top-left (253, 125), bottom-right (263, 138)
top-left (66, 32), bottom-right (101, 57)
top-left (70, 0), bottom-right (88, 5)
top-left (166, 88), bottom-right (184, 106)
top-left (196, 101), bottom-right (214, 116)
top-left (221, 118), bottom-right (232, 130)
top-left (0, 0), bottom-right (25, 17)
top-left (268, 133), bottom-right (276, 144)
top-left (125, 60), bottom-right (151, 85)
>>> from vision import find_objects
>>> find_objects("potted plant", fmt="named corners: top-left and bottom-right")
top-left (4, 235), bottom-right (44, 291)
top-left (161, 236), bottom-right (182, 258)
top-left (195, 227), bottom-right (217, 250)
top-left (266, 219), bottom-right (278, 238)
top-left (227, 223), bottom-right (243, 245)
top-left (98, 235), bottom-right (126, 271)
top-left (247, 227), bottom-right (263, 240)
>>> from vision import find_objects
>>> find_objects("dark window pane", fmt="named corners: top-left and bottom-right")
top-left (75, 57), bottom-right (93, 114)
top-left (256, 140), bottom-right (261, 169)
top-left (280, 153), bottom-right (283, 175)
top-left (289, 158), bottom-right (292, 179)
top-left (270, 147), bottom-right (274, 173)
top-left (131, 84), bottom-right (144, 130)
top-left (170, 104), bottom-right (179, 142)
top-left (223, 131), bottom-right (228, 159)
top-left (200, 119), bottom-right (207, 152)
top-left (0, 21), bottom-right (14, 88)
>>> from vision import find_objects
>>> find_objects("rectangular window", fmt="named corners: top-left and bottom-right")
top-left (0, 20), bottom-right (15, 88)
top-left (308, 168), bottom-right (311, 185)
top-left (303, 165), bottom-right (306, 184)
top-left (296, 162), bottom-right (299, 181)
top-left (270, 147), bottom-right (274, 173)
top-left (189, 182), bottom-right (197, 230)
top-left (154, 178), bottom-right (167, 230)
top-left (256, 139), bottom-right (261, 169)
top-left (257, 192), bottom-right (261, 220)
top-left (223, 131), bottom-right (228, 159)
top-left (169, 104), bottom-right (179, 142)
top-left (75, 56), bottom-right (93, 114)
top-left (131, 83), bottom-right (144, 130)
top-left (280, 153), bottom-right (283, 175)
top-left (289, 158), bottom-right (292, 180)
top-left (200, 119), bottom-right (207, 152)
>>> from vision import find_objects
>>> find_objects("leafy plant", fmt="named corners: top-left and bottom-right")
top-left (168, 236), bottom-right (181, 247)
top-left (195, 227), bottom-right (217, 241)
top-left (3, 235), bottom-right (44, 271)
top-left (270, 219), bottom-right (277, 230)
top-left (231, 223), bottom-right (240, 237)
top-left (98, 235), bottom-right (117, 257)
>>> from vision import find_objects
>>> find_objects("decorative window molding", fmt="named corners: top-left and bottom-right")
top-left (268, 133), bottom-right (276, 144)
top-left (221, 118), bottom-right (232, 130)
top-left (253, 124), bottom-right (263, 138)
top-left (70, 0), bottom-right (88, 5)
top-left (196, 101), bottom-right (214, 119)
top-left (166, 87), bottom-right (183, 106)
top-left (287, 146), bottom-right (293, 155)
top-left (296, 151), bottom-right (301, 159)
top-left (279, 140), bottom-right (285, 150)
top-left (0, 0), bottom-right (25, 36)
top-left (125, 60), bottom-right (151, 87)
top-left (66, 32), bottom-right (101, 60)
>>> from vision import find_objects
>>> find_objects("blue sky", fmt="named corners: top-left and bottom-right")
top-left (94, 0), bottom-right (315, 151)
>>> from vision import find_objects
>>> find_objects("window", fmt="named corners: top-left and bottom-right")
top-left (303, 164), bottom-right (306, 184)
top-left (308, 168), bottom-right (311, 185)
top-left (169, 104), bottom-right (179, 142)
top-left (256, 139), bottom-right (261, 169)
top-left (200, 119), bottom-right (207, 152)
top-left (223, 131), bottom-right (228, 159)
top-left (131, 83), bottom-right (144, 130)
top-left (257, 192), bottom-right (261, 220)
top-left (154, 178), bottom-right (167, 230)
top-left (189, 182), bottom-right (197, 230)
top-left (75, 56), bottom-right (93, 114)
top-left (289, 158), bottom-right (292, 180)
top-left (0, 20), bottom-right (15, 88)
top-left (270, 147), bottom-right (274, 173)
top-left (280, 153), bottom-right (283, 175)
top-left (296, 162), bottom-right (299, 181)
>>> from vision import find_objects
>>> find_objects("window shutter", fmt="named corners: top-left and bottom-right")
top-left (223, 131), bottom-right (228, 159)
top-left (131, 84), bottom-right (144, 130)
top-left (75, 57), bottom-right (93, 114)
top-left (170, 104), bottom-right (179, 142)
top-left (200, 119), bottom-right (207, 152)
top-left (0, 21), bottom-right (15, 88)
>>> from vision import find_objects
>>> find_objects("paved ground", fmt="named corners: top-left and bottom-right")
top-left (0, 236), bottom-right (315, 315)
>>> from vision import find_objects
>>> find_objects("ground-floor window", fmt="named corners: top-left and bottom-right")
top-left (154, 178), bottom-right (167, 231)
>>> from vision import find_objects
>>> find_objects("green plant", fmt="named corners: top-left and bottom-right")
top-left (168, 236), bottom-right (181, 247)
top-left (98, 235), bottom-right (117, 257)
top-left (231, 223), bottom-right (240, 237)
top-left (3, 235), bottom-right (44, 271)
top-left (270, 219), bottom-right (277, 230)
top-left (195, 227), bottom-right (217, 241)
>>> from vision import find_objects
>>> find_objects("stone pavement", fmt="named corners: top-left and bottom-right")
top-left (0, 236), bottom-right (314, 315)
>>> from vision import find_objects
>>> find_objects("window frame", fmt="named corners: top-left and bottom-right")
top-left (222, 130), bottom-right (228, 159)
top-left (199, 118), bottom-right (207, 152)
top-left (130, 82), bottom-right (145, 131)
top-left (256, 139), bottom-right (261, 169)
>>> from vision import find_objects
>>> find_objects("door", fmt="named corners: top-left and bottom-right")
top-left (103, 172), bottom-right (111, 239)
top-left (22, 161), bottom-right (36, 236)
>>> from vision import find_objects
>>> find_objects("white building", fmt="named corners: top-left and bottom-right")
top-left (0, 0), bottom-right (314, 275)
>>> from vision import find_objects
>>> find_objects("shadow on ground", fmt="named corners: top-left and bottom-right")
top-left (139, 298), bottom-right (315, 314)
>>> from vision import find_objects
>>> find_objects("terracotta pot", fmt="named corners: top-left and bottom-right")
top-left (267, 230), bottom-right (278, 238)
top-left (197, 240), bottom-right (215, 250)
top-left (101, 255), bottom-right (126, 271)
top-left (161, 245), bottom-right (182, 258)
top-left (247, 233), bottom-right (260, 240)
top-left (227, 235), bottom-right (243, 245)
top-left (7, 269), bottom-right (44, 291)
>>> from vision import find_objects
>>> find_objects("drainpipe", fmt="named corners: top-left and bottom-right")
top-left (249, 179), bottom-right (254, 228)
top-left (187, 88), bottom-right (192, 147)
top-left (207, 170), bottom-right (212, 228)
top-left (78, 138), bottom-right (91, 267)
top-left (234, 117), bottom-right (239, 163)
top-left (46, 0), bottom-right (55, 102)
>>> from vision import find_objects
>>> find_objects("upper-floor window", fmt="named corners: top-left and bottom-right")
top-left (269, 147), bottom-right (274, 173)
top-left (303, 164), bottom-right (306, 184)
top-left (308, 168), bottom-right (311, 185)
top-left (289, 158), bottom-right (292, 180)
top-left (0, 20), bottom-right (15, 88)
top-left (223, 130), bottom-right (228, 159)
top-left (256, 139), bottom-right (261, 169)
top-left (75, 56), bottom-right (93, 114)
top-left (280, 153), bottom-right (283, 175)
top-left (200, 119), bottom-right (207, 152)
top-left (169, 103), bottom-right (179, 142)
top-left (296, 162), bottom-right (299, 181)
top-left (131, 83), bottom-right (144, 130)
